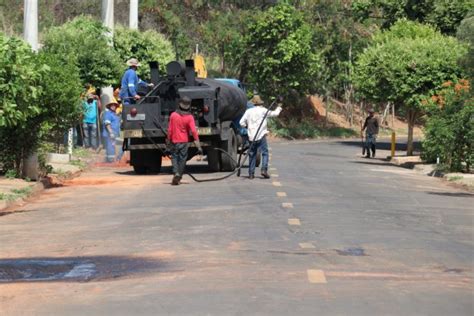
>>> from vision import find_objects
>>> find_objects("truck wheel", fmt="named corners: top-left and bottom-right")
top-left (133, 165), bottom-right (147, 174)
top-left (207, 147), bottom-right (221, 172)
top-left (220, 129), bottom-right (237, 171)
top-left (148, 155), bottom-right (162, 174)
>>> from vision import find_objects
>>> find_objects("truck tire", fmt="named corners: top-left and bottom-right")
top-left (207, 147), bottom-right (221, 172)
top-left (148, 155), bottom-right (162, 174)
top-left (133, 165), bottom-right (147, 175)
top-left (220, 129), bottom-right (237, 171)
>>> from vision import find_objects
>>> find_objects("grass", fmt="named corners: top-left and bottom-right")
top-left (69, 159), bottom-right (87, 170)
top-left (447, 175), bottom-right (463, 182)
top-left (73, 147), bottom-right (92, 159)
top-left (0, 186), bottom-right (33, 201)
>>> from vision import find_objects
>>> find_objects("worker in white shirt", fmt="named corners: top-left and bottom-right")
top-left (239, 95), bottom-right (282, 179)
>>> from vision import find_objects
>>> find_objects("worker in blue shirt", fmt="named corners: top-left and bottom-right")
top-left (102, 98), bottom-right (121, 163)
top-left (119, 58), bottom-right (152, 105)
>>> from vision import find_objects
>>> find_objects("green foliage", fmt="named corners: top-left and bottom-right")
top-left (246, 3), bottom-right (322, 101)
top-left (113, 26), bottom-right (175, 79)
top-left (37, 50), bottom-right (83, 150)
top-left (0, 34), bottom-right (45, 127)
top-left (354, 20), bottom-right (466, 154)
top-left (0, 33), bottom-right (49, 173)
top-left (42, 16), bottom-right (121, 87)
top-left (457, 13), bottom-right (474, 82)
top-left (421, 79), bottom-right (473, 172)
top-left (354, 20), bottom-right (466, 110)
top-left (352, 0), bottom-right (473, 35)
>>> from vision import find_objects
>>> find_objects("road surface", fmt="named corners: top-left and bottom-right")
top-left (1, 140), bottom-right (472, 315)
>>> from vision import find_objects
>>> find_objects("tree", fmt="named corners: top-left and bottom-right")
top-left (246, 3), bottom-right (322, 103)
top-left (352, 0), bottom-right (473, 35)
top-left (113, 26), bottom-right (175, 79)
top-left (354, 20), bottom-right (467, 155)
top-left (42, 16), bottom-right (122, 87)
top-left (457, 13), bottom-right (474, 83)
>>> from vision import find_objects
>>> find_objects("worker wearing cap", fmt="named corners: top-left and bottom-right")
top-left (240, 95), bottom-right (282, 179)
top-left (119, 58), bottom-right (151, 105)
top-left (168, 96), bottom-right (203, 185)
top-left (82, 93), bottom-right (100, 150)
top-left (102, 97), bottom-right (121, 163)
top-left (361, 108), bottom-right (379, 158)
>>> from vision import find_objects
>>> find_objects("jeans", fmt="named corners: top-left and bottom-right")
top-left (83, 123), bottom-right (98, 149)
top-left (105, 136), bottom-right (116, 162)
top-left (171, 142), bottom-right (189, 176)
top-left (249, 135), bottom-right (269, 176)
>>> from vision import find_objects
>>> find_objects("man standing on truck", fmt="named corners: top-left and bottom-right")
top-left (119, 58), bottom-right (151, 105)
top-left (240, 95), bottom-right (282, 179)
top-left (361, 108), bottom-right (379, 158)
top-left (168, 96), bottom-right (203, 185)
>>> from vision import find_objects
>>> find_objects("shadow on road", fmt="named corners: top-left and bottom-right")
top-left (0, 255), bottom-right (178, 283)
top-left (350, 160), bottom-right (407, 168)
top-left (426, 192), bottom-right (474, 198)
top-left (336, 140), bottom-right (422, 152)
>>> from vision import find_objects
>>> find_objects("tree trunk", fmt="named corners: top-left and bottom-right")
top-left (406, 109), bottom-right (417, 156)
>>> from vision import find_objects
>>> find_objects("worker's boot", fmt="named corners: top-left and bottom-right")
top-left (249, 174), bottom-right (255, 180)
top-left (172, 174), bottom-right (180, 185)
top-left (261, 170), bottom-right (270, 179)
top-left (365, 147), bottom-right (371, 158)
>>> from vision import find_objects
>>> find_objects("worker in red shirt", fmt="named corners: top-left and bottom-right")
top-left (168, 96), bottom-right (203, 185)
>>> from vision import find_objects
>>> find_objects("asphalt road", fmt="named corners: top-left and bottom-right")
top-left (1, 140), bottom-right (473, 315)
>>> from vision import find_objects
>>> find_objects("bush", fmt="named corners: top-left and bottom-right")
top-left (42, 16), bottom-right (121, 87)
top-left (113, 26), bottom-right (175, 79)
top-left (37, 50), bottom-right (83, 151)
top-left (0, 33), bottom-right (48, 174)
top-left (421, 79), bottom-right (473, 172)
top-left (268, 119), bottom-right (358, 139)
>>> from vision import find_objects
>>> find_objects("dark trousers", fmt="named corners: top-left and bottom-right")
top-left (171, 142), bottom-right (189, 176)
top-left (249, 135), bottom-right (269, 176)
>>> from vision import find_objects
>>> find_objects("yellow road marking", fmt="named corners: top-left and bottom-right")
top-left (269, 168), bottom-right (277, 171)
top-left (307, 269), bottom-right (327, 284)
top-left (272, 181), bottom-right (282, 187)
top-left (276, 192), bottom-right (287, 197)
top-left (282, 202), bottom-right (293, 208)
top-left (288, 218), bottom-right (301, 226)
top-left (299, 243), bottom-right (315, 249)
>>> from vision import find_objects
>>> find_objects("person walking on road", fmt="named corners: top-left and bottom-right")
top-left (168, 96), bottom-right (203, 185)
top-left (102, 98), bottom-right (121, 163)
top-left (82, 94), bottom-right (100, 150)
top-left (119, 58), bottom-right (152, 105)
top-left (239, 95), bottom-right (282, 179)
top-left (361, 108), bottom-right (379, 158)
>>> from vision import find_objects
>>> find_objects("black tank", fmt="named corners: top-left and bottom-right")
top-left (197, 78), bottom-right (247, 122)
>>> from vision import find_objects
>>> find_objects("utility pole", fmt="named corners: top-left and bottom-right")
top-left (130, 0), bottom-right (138, 30)
top-left (102, 0), bottom-right (114, 39)
top-left (23, 0), bottom-right (38, 51)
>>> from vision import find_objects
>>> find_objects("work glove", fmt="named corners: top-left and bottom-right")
top-left (109, 133), bottom-right (116, 140)
top-left (197, 147), bottom-right (203, 156)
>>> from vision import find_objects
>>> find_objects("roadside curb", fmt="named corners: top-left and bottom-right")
top-left (0, 166), bottom-right (83, 214)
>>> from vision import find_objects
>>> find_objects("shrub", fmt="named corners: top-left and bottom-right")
top-left (42, 16), bottom-right (121, 87)
top-left (113, 26), bottom-right (175, 79)
top-left (0, 33), bottom-right (48, 173)
top-left (421, 79), bottom-right (473, 172)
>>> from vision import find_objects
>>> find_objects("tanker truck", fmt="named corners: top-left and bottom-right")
top-left (121, 60), bottom-right (247, 174)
